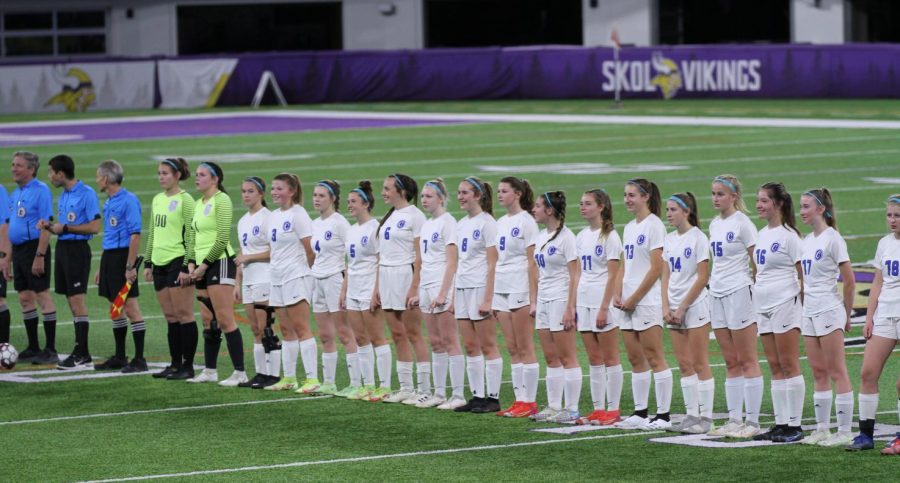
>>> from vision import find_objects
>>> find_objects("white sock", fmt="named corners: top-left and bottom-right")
top-left (606, 364), bottom-right (624, 411)
top-left (858, 392), bottom-right (878, 420)
top-left (589, 365), bottom-right (606, 410)
top-left (299, 338), bottom-right (318, 381)
top-left (546, 366), bottom-right (564, 411)
top-left (486, 357), bottom-right (503, 399)
top-left (432, 352), bottom-right (449, 397)
top-left (771, 378), bottom-right (787, 425)
top-left (397, 360), bottom-right (414, 392)
top-left (786, 375), bottom-right (805, 427)
top-left (698, 377), bottom-right (714, 419)
top-left (743, 376), bottom-right (764, 425)
top-left (564, 367), bottom-right (582, 412)
top-left (358, 344), bottom-right (374, 386)
top-left (523, 363), bottom-right (540, 403)
top-left (680, 374), bottom-right (699, 417)
top-left (282, 340), bottom-right (299, 379)
top-left (835, 391), bottom-right (854, 433)
top-left (449, 355), bottom-right (465, 398)
top-left (322, 351), bottom-right (338, 384)
top-left (374, 344), bottom-right (392, 389)
top-left (632, 370), bottom-right (651, 412)
top-left (253, 343), bottom-right (266, 375)
top-left (813, 390), bottom-right (833, 431)
top-left (269, 349), bottom-right (282, 378)
top-left (346, 352), bottom-right (361, 387)
top-left (416, 362), bottom-right (432, 393)
top-left (466, 355), bottom-right (485, 398)
top-left (654, 369), bottom-right (673, 415)
top-left (725, 376), bottom-right (745, 423)
top-left (511, 363), bottom-right (524, 401)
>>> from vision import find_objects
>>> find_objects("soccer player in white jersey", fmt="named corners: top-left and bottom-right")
top-left (752, 182), bottom-right (805, 443)
top-left (797, 188), bottom-right (855, 447)
top-left (530, 191), bottom-right (580, 423)
top-left (706, 174), bottom-right (765, 438)
top-left (612, 178), bottom-right (673, 431)
top-left (493, 177), bottom-right (540, 418)
top-left (234, 176), bottom-right (278, 389)
top-left (376, 173), bottom-right (430, 403)
top-left (453, 176), bottom-right (503, 415)
top-left (415, 178), bottom-right (465, 409)
top-left (263, 173), bottom-right (318, 392)
top-left (661, 192), bottom-right (715, 434)
top-left (309, 180), bottom-right (357, 397)
top-left (848, 194), bottom-right (900, 453)
top-left (574, 189), bottom-right (624, 426)
top-left (339, 180), bottom-right (388, 402)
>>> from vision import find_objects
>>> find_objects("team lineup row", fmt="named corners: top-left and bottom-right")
top-left (0, 151), bottom-right (898, 454)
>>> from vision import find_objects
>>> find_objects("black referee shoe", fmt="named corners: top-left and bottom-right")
top-left (122, 358), bottom-right (148, 373)
top-left (454, 397), bottom-right (486, 413)
top-left (753, 425), bottom-right (787, 441)
top-left (31, 348), bottom-right (59, 365)
top-left (166, 367), bottom-right (195, 380)
top-left (471, 397), bottom-right (501, 414)
top-left (152, 365), bottom-right (179, 379)
top-left (95, 355), bottom-right (128, 371)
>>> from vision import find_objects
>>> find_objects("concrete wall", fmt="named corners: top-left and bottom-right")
top-left (108, 2), bottom-right (178, 56)
top-left (343, 0), bottom-right (423, 50)
top-left (791, 0), bottom-right (846, 43)
top-left (582, 0), bottom-right (656, 47)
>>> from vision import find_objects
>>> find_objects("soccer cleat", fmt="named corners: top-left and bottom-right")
top-left (772, 426), bottom-right (804, 443)
top-left (436, 395), bottom-right (467, 410)
top-left (731, 421), bottom-right (763, 438)
top-left (383, 389), bottom-right (416, 404)
top-left (454, 397), bottom-right (486, 413)
top-left (471, 397), bottom-right (501, 414)
top-left (415, 394), bottom-right (447, 408)
top-left (17, 347), bottom-right (40, 363)
top-left (642, 417), bottom-right (672, 431)
top-left (152, 366), bottom-right (179, 379)
top-left (251, 374), bottom-right (281, 389)
top-left (239, 373), bottom-right (268, 388)
top-left (708, 420), bottom-right (742, 437)
top-left (668, 415), bottom-right (699, 433)
top-left (218, 371), bottom-right (249, 387)
top-left (593, 409), bottom-right (622, 426)
top-left (121, 358), bottom-right (148, 374)
top-left (546, 410), bottom-right (580, 424)
top-left (265, 376), bottom-right (298, 391)
top-left (94, 355), bottom-right (128, 371)
top-left (186, 368), bottom-right (218, 383)
top-left (819, 431), bottom-right (854, 448)
top-left (530, 407), bottom-right (561, 422)
top-left (166, 367), bottom-right (195, 380)
top-left (576, 409), bottom-right (607, 426)
top-left (347, 386), bottom-right (375, 400)
top-left (334, 385), bottom-right (361, 398)
top-left (682, 417), bottom-right (714, 434)
top-left (614, 414), bottom-right (649, 430)
top-left (845, 433), bottom-right (875, 451)
top-left (31, 348), bottom-right (60, 365)
top-left (315, 382), bottom-right (338, 395)
top-left (497, 401), bottom-right (523, 417)
top-left (752, 425), bottom-right (784, 441)
top-left (803, 429), bottom-right (832, 445)
top-left (295, 379), bottom-right (322, 395)
top-left (880, 433), bottom-right (900, 455)
top-left (506, 401), bottom-right (540, 418)
top-left (57, 353), bottom-right (93, 371)
top-left (364, 387), bottom-right (392, 402)
top-left (402, 391), bottom-right (431, 406)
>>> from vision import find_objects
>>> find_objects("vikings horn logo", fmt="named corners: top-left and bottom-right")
top-left (650, 52), bottom-right (682, 100)
top-left (45, 67), bottom-right (96, 112)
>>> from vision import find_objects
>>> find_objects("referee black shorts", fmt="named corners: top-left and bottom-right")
top-left (55, 240), bottom-right (91, 296)
top-left (195, 257), bottom-right (237, 290)
top-left (98, 248), bottom-right (139, 303)
top-left (152, 256), bottom-right (185, 292)
top-left (12, 240), bottom-right (51, 293)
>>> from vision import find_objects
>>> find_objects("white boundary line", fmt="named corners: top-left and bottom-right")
top-left (77, 430), bottom-right (663, 482)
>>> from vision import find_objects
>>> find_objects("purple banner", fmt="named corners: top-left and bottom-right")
top-left (217, 44), bottom-right (900, 104)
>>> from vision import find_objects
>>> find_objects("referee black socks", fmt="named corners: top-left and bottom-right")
top-left (74, 315), bottom-right (89, 356)
top-left (23, 309), bottom-right (39, 351)
top-left (112, 318), bottom-right (128, 359)
top-left (0, 304), bottom-right (9, 343)
top-left (131, 321), bottom-right (146, 360)
top-left (42, 311), bottom-right (57, 351)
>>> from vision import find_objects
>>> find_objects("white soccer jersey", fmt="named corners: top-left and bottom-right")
top-left (237, 207), bottom-right (271, 285)
top-left (495, 211), bottom-right (539, 294)
top-left (455, 212), bottom-right (498, 289)
top-left (346, 218), bottom-right (379, 296)
top-left (753, 225), bottom-right (802, 312)
top-left (268, 205), bottom-right (313, 284)
top-left (800, 227), bottom-right (850, 316)
top-left (420, 212), bottom-right (458, 288)
top-left (708, 211), bottom-right (758, 297)
top-left (874, 234), bottom-right (900, 318)
top-left (378, 205), bottom-right (426, 266)
top-left (534, 227), bottom-right (577, 302)
top-left (576, 227), bottom-right (622, 309)
top-left (622, 214), bottom-right (666, 306)
top-left (663, 226), bottom-right (710, 308)
top-left (311, 212), bottom-right (351, 278)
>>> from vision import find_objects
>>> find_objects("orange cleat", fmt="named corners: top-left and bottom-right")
top-left (505, 401), bottom-right (539, 418)
top-left (497, 401), bottom-right (522, 417)
top-left (881, 433), bottom-right (900, 456)
top-left (594, 409), bottom-right (621, 426)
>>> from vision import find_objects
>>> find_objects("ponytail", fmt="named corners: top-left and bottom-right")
top-left (761, 182), bottom-right (800, 236)
top-left (378, 173), bottom-right (418, 237)
top-left (803, 188), bottom-right (837, 229)
top-left (585, 188), bottom-right (614, 242)
top-left (245, 176), bottom-right (267, 208)
top-left (162, 157), bottom-right (191, 181)
top-left (540, 191), bottom-right (566, 250)
top-left (713, 174), bottom-right (747, 213)
top-left (355, 180), bottom-right (375, 212)
top-left (500, 176), bottom-right (534, 214)
top-left (318, 179), bottom-right (341, 212)
top-left (274, 172), bottom-right (303, 205)
top-left (464, 176), bottom-right (493, 216)
top-left (200, 161), bottom-right (226, 194)
top-left (424, 177), bottom-right (449, 207)
top-left (669, 192), bottom-right (699, 228)
top-left (627, 178), bottom-right (661, 216)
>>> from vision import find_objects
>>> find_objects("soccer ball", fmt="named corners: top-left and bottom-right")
top-left (0, 342), bottom-right (18, 370)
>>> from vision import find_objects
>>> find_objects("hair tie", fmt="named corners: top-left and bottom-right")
top-left (713, 177), bottom-right (737, 193)
top-left (669, 195), bottom-right (689, 211)
top-left (824, 211), bottom-right (833, 219)
top-left (199, 162), bottom-right (218, 178)
top-left (627, 179), bottom-right (647, 194)
top-left (317, 181), bottom-right (336, 198)
top-left (244, 177), bottom-right (264, 192)
top-left (163, 159), bottom-right (180, 172)
top-left (425, 181), bottom-right (445, 197)
top-left (543, 192), bottom-right (557, 214)
top-left (464, 177), bottom-right (483, 194)
top-left (392, 174), bottom-right (406, 192)
top-left (803, 190), bottom-right (825, 207)
top-left (352, 187), bottom-right (370, 203)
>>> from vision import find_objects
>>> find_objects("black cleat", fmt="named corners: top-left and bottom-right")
top-left (240, 373), bottom-right (268, 388)
top-left (31, 348), bottom-right (60, 365)
top-left (753, 425), bottom-right (786, 441)
top-left (772, 426), bottom-right (804, 443)
top-left (57, 353), bottom-right (93, 370)
top-left (121, 358), bottom-right (148, 373)
top-left (95, 355), bottom-right (129, 371)
top-left (471, 397), bottom-right (501, 414)
top-left (152, 365), bottom-right (179, 379)
top-left (17, 347), bottom-right (40, 363)
top-left (251, 374), bottom-right (280, 389)
top-left (166, 366), bottom-right (195, 380)
top-left (454, 397), bottom-right (486, 413)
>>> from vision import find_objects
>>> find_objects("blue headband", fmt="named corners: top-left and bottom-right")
top-left (627, 180), bottom-right (647, 194)
top-left (890, 197), bottom-right (900, 205)
top-left (245, 177), bottom-right (264, 192)
top-left (425, 181), bottom-right (445, 197)
top-left (669, 195), bottom-right (689, 211)
top-left (543, 193), bottom-right (557, 213)
top-left (318, 181), bottom-right (336, 198)
top-left (393, 175), bottom-right (406, 192)
top-left (352, 187), bottom-right (370, 203)
top-left (199, 162), bottom-right (218, 178)
top-left (464, 177), bottom-right (483, 194)
top-left (163, 159), bottom-right (180, 172)
top-left (804, 191), bottom-right (833, 219)
top-left (713, 177), bottom-right (737, 193)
